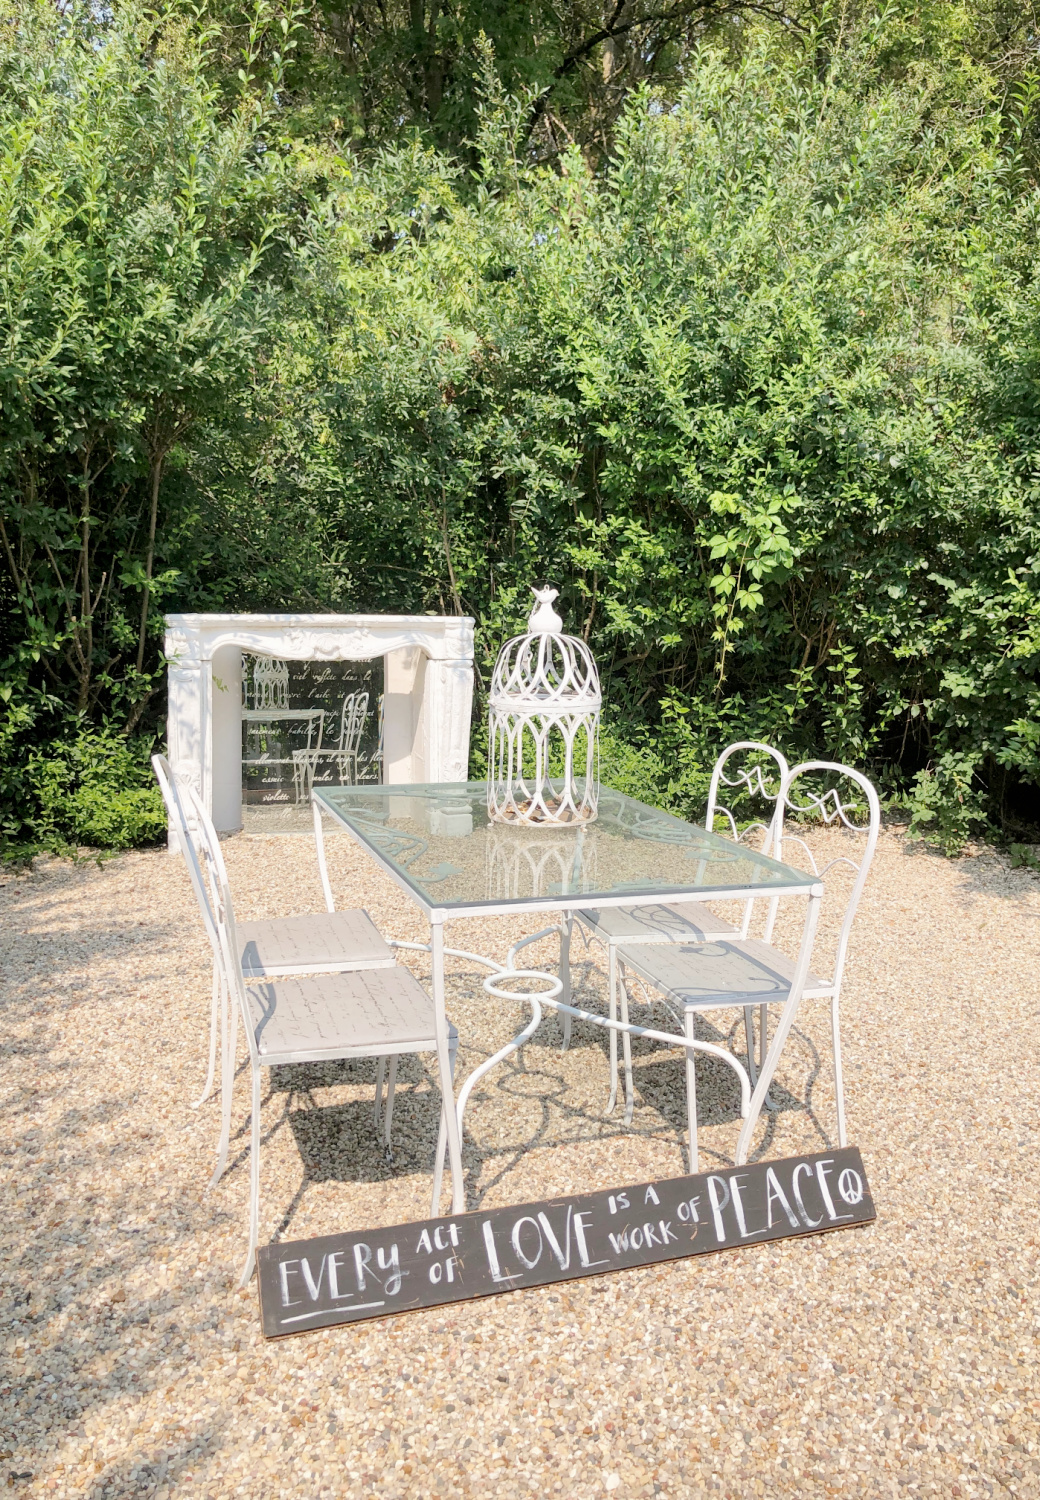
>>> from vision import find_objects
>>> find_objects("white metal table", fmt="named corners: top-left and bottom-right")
top-left (312, 782), bottom-right (822, 1215)
top-left (243, 707), bottom-right (326, 804)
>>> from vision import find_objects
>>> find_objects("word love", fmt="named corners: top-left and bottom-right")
top-left (256, 1148), bottom-right (874, 1337)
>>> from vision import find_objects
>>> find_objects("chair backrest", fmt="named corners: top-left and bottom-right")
top-left (151, 754), bottom-right (222, 959)
top-left (338, 690), bottom-right (370, 755)
top-left (774, 760), bottom-right (881, 993)
top-left (154, 756), bottom-right (261, 1057)
top-left (374, 691), bottom-right (385, 774)
top-left (252, 656), bottom-right (289, 711)
top-left (176, 774), bottom-right (252, 987)
top-left (705, 741), bottom-right (789, 855)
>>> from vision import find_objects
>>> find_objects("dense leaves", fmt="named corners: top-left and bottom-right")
top-left (2, 2), bottom-right (1039, 852)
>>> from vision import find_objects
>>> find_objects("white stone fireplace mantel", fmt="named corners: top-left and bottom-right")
top-left (165, 612), bottom-right (474, 834)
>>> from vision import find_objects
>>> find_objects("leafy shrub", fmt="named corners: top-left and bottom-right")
top-left (905, 753), bottom-right (989, 856)
top-left (2, 8), bottom-right (1039, 853)
top-left (24, 729), bottom-right (166, 853)
top-left (1007, 843), bottom-right (1040, 873)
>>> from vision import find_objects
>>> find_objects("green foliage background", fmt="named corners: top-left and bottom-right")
top-left (2, 0), bottom-right (1039, 854)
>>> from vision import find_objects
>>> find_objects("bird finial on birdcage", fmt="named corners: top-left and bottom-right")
top-left (528, 585), bottom-right (563, 635)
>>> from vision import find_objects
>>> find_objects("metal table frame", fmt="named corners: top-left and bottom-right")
top-left (312, 785), bottom-right (823, 1215)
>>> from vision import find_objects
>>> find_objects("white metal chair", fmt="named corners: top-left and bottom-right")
top-left (575, 741), bottom-right (789, 1116)
top-left (180, 777), bottom-right (458, 1285)
top-left (292, 689), bottom-right (370, 802)
top-left (153, 755), bottom-right (405, 1161)
top-left (611, 761), bottom-right (880, 1169)
top-left (350, 690), bottom-right (385, 785)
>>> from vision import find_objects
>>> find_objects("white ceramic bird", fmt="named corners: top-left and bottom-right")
top-left (528, 585), bottom-right (563, 635)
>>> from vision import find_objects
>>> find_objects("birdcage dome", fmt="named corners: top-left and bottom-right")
top-left (487, 587), bottom-right (602, 827)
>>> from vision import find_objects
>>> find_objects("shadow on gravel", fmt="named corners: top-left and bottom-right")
top-left (896, 834), bottom-right (1040, 904)
top-left (0, 863), bottom-right (243, 1492)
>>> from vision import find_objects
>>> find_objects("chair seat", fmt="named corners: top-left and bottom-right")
top-left (237, 909), bottom-right (394, 978)
top-left (245, 966), bottom-right (456, 1066)
top-left (578, 901), bottom-right (739, 945)
top-left (616, 937), bottom-right (829, 1012)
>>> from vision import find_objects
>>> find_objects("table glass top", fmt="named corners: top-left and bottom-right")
top-left (315, 782), bottom-right (817, 912)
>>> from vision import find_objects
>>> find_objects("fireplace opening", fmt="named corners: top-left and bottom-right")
top-left (241, 655), bottom-right (384, 831)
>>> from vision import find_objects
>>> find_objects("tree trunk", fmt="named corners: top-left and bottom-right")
top-left (77, 451), bottom-right (93, 713)
top-left (136, 453), bottom-right (164, 674)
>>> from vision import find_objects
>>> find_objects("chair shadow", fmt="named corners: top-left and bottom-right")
top-left (265, 1056), bottom-right (445, 1240)
top-left (247, 956), bottom-right (837, 1240)
top-left (571, 946), bottom-right (840, 1158)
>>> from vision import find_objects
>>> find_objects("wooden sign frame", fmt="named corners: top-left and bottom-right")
top-left (257, 1147), bottom-right (874, 1338)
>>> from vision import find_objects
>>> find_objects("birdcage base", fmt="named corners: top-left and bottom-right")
top-left (494, 800), bottom-right (596, 826)
top-left (487, 781), bottom-right (599, 827)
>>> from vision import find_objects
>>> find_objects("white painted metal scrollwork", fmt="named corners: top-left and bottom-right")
top-left (706, 740), bottom-right (790, 852)
top-left (485, 823), bottom-right (595, 899)
top-left (487, 586), bottom-right (601, 826)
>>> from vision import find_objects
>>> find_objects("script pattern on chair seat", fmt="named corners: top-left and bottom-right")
top-left (237, 909), bottom-right (394, 978)
top-left (245, 967), bottom-right (454, 1065)
top-left (616, 937), bottom-right (828, 1012)
top-left (578, 901), bottom-right (738, 944)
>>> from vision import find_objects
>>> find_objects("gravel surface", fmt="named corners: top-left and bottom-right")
top-left (2, 824), bottom-right (1039, 1499)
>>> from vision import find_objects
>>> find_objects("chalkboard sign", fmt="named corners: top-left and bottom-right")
top-left (257, 1148), bottom-right (874, 1338)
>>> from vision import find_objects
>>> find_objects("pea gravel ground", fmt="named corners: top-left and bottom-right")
top-left (2, 824), bottom-right (1039, 1500)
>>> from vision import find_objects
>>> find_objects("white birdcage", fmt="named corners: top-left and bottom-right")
top-left (487, 586), bottom-right (601, 826)
top-left (486, 823), bottom-right (597, 898)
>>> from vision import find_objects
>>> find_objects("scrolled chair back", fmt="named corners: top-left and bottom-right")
top-left (774, 760), bottom-right (881, 991)
top-left (706, 740), bottom-right (790, 855)
top-left (339, 689), bottom-right (370, 754)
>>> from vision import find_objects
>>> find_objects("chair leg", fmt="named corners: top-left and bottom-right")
top-left (684, 1009), bottom-right (699, 1174)
top-left (758, 1002), bottom-right (780, 1112)
top-left (373, 1056), bottom-right (387, 1126)
top-left (209, 978), bottom-right (238, 1189)
top-left (606, 945), bottom-right (619, 1115)
top-left (430, 1035), bottom-right (459, 1216)
top-left (831, 992), bottom-right (847, 1147)
top-left (431, 1107), bottom-right (447, 1217)
top-left (619, 969), bottom-right (635, 1126)
top-left (193, 962), bottom-right (221, 1109)
top-left (559, 918), bottom-right (573, 1052)
top-left (383, 1056), bottom-right (399, 1149)
top-left (743, 1006), bottom-right (758, 1087)
top-left (238, 1062), bottom-right (262, 1288)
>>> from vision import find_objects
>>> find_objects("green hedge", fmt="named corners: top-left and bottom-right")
top-left (1, 5), bottom-right (1038, 856)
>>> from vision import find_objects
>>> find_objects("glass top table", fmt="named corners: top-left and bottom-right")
top-left (311, 782), bottom-right (824, 1215)
top-left (313, 782), bottom-right (818, 917)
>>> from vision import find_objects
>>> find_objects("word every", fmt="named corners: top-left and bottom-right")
top-left (256, 1148), bottom-right (874, 1336)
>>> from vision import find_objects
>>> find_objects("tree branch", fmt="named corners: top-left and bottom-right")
top-left (526, 0), bottom-right (807, 141)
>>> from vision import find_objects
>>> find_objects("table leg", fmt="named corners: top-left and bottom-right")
top-left (831, 991), bottom-right (847, 1148)
top-left (559, 916), bottom-right (573, 1051)
top-left (312, 798), bottom-right (335, 913)
top-left (684, 1009), bottom-right (698, 1173)
top-left (606, 943), bottom-right (619, 1115)
top-left (735, 891), bottom-right (822, 1165)
top-left (431, 918), bottom-right (466, 1213)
